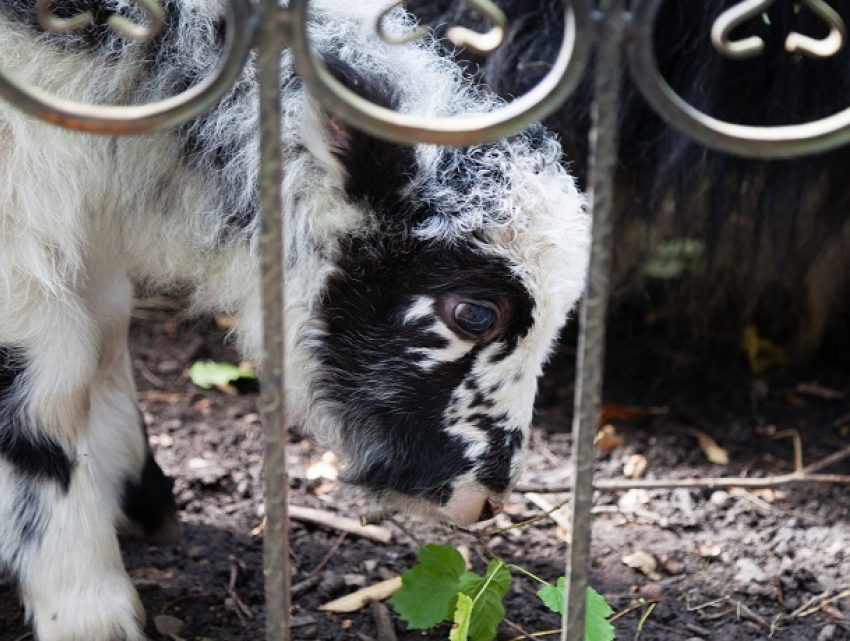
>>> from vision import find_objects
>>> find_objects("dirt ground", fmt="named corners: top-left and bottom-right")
top-left (1, 301), bottom-right (848, 641)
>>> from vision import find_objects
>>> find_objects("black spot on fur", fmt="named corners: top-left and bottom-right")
top-left (4, 485), bottom-right (49, 571)
top-left (0, 346), bottom-right (74, 492)
top-left (178, 76), bottom-right (258, 237)
top-left (316, 235), bottom-right (533, 502)
top-left (476, 428), bottom-right (524, 494)
top-left (121, 449), bottom-right (177, 538)
top-left (13, 485), bottom-right (47, 548)
top-left (120, 410), bottom-right (177, 539)
top-left (468, 389), bottom-right (496, 410)
top-left (319, 56), bottom-right (419, 213)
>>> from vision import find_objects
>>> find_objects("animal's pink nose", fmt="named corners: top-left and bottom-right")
top-left (478, 499), bottom-right (504, 522)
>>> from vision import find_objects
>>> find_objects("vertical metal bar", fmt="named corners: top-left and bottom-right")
top-left (563, 2), bottom-right (625, 640)
top-left (257, 1), bottom-right (291, 639)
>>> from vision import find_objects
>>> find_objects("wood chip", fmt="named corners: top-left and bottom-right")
top-left (288, 505), bottom-right (392, 544)
top-left (319, 576), bottom-right (403, 613)
top-left (622, 551), bottom-right (661, 580)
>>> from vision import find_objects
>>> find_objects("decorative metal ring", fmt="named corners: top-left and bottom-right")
top-left (37, 0), bottom-right (166, 42)
top-left (286, 0), bottom-right (592, 147)
top-left (376, 0), bottom-right (508, 56)
top-left (711, 0), bottom-right (846, 60)
top-left (629, 0), bottom-right (850, 159)
top-left (0, 0), bottom-right (256, 135)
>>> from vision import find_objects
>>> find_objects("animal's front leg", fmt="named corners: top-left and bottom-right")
top-left (14, 466), bottom-right (146, 641)
top-left (0, 309), bottom-right (150, 640)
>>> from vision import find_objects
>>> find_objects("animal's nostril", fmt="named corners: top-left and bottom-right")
top-left (477, 499), bottom-right (504, 522)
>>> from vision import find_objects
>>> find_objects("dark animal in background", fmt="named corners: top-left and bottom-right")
top-left (0, 0), bottom-right (589, 638)
top-left (411, 0), bottom-right (850, 357)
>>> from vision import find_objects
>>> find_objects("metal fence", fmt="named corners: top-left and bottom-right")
top-left (2, 1), bottom-right (849, 640)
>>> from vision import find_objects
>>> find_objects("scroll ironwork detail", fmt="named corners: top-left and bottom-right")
top-left (36, 0), bottom-right (166, 41)
top-left (629, 0), bottom-right (850, 158)
top-left (711, 0), bottom-right (846, 60)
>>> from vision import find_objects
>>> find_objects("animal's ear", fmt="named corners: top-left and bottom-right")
top-left (299, 56), bottom-right (417, 209)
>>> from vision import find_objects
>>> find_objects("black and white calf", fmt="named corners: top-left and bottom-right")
top-left (0, 0), bottom-right (589, 638)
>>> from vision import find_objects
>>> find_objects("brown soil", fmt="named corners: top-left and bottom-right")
top-left (1, 303), bottom-right (848, 641)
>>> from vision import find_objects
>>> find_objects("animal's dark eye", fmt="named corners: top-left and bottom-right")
top-left (452, 300), bottom-right (499, 338)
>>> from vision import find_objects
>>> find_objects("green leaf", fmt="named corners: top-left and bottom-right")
top-left (450, 593), bottom-right (473, 641)
top-left (585, 586), bottom-right (615, 641)
top-left (189, 360), bottom-right (256, 390)
top-left (537, 576), bottom-right (566, 615)
top-left (457, 559), bottom-right (511, 641)
top-left (537, 580), bottom-right (615, 641)
top-left (389, 544), bottom-right (466, 629)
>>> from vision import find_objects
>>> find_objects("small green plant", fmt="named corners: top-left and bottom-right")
top-left (390, 544), bottom-right (615, 641)
top-left (189, 359), bottom-right (257, 390)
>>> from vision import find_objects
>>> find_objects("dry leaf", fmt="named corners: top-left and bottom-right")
top-left (319, 576), bottom-right (402, 613)
top-left (153, 615), bottom-right (186, 641)
top-left (796, 381), bottom-right (846, 400)
top-left (623, 453), bottom-right (648, 479)
top-left (742, 325), bottom-right (787, 375)
top-left (622, 551), bottom-right (661, 580)
top-left (600, 403), bottom-right (668, 424)
top-left (687, 429), bottom-right (729, 465)
top-left (595, 424), bottom-right (625, 452)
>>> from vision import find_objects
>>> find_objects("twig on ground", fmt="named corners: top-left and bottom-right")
top-left (507, 629), bottom-right (560, 640)
top-left (789, 587), bottom-right (850, 619)
top-left (486, 496), bottom-right (571, 536)
top-left (609, 599), bottom-right (660, 623)
top-left (515, 443), bottom-right (850, 493)
top-left (226, 555), bottom-right (253, 624)
top-left (686, 595), bottom-right (729, 612)
top-left (685, 622), bottom-right (712, 637)
top-left (736, 600), bottom-right (770, 629)
top-left (387, 516), bottom-right (424, 547)
top-left (729, 488), bottom-right (826, 524)
top-left (501, 616), bottom-right (536, 640)
top-left (591, 504), bottom-right (665, 524)
top-left (289, 505), bottom-right (392, 544)
top-left (290, 573), bottom-right (322, 597)
top-left (524, 492), bottom-right (571, 536)
top-left (305, 531), bottom-right (348, 578)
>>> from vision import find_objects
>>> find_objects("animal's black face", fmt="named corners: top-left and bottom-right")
top-left (284, 57), bottom-right (589, 525)
top-left (314, 233), bottom-right (536, 523)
